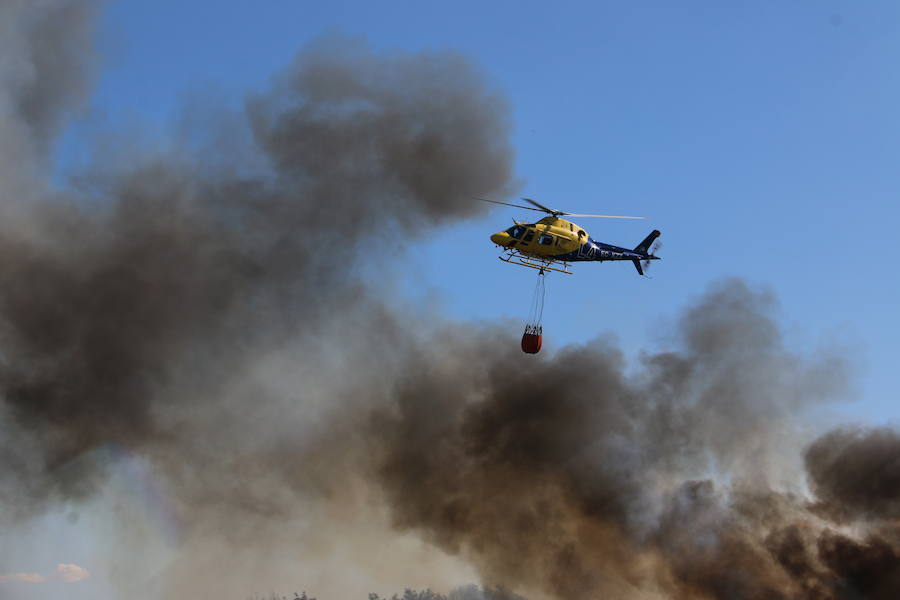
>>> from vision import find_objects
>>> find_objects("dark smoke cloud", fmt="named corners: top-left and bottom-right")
top-left (817, 530), bottom-right (900, 600)
top-left (0, 0), bottom-right (100, 222)
top-left (806, 427), bottom-right (900, 523)
top-left (3, 4), bottom-right (899, 600)
top-left (248, 36), bottom-right (514, 228)
top-left (13, 0), bottom-right (99, 155)
top-left (0, 0), bottom-right (99, 157)
top-left (0, 15), bottom-right (513, 518)
top-left (368, 280), bottom-right (900, 599)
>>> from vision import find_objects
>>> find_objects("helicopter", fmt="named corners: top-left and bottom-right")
top-left (483, 197), bottom-right (661, 275)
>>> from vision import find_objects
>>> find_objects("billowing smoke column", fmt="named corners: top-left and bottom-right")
top-left (0, 3), bottom-right (513, 509)
top-left (371, 282), bottom-right (900, 600)
top-left (2, 3), bottom-right (900, 600)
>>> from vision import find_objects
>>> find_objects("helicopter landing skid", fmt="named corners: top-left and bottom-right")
top-left (498, 251), bottom-right (573, 275)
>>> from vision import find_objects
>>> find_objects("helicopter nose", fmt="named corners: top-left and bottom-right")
top-left (490, 232), bottom-right (509, 246)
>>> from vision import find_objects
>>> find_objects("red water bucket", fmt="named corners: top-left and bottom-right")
top-left (521, 332), bottom-right (542, 354)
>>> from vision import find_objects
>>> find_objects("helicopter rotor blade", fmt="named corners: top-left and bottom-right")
top-left (523, 198), bottom-right (645, 219)
top-left (522, 197), bottom-right (560, 215)
top-left (476, 197), bottom-right (549, 213)
top-left (563, 213), bottom-right (646, 219)
top-left (479, 197), bottom-right (647, 220)
top-left (524, 198), bottom-right (646, 219)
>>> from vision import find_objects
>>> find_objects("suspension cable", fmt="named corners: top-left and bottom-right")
top-left (525, 269), bottom-right (547, 334)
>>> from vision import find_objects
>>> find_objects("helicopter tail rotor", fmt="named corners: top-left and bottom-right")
top-left (639, 240), bottom-right (663, 277)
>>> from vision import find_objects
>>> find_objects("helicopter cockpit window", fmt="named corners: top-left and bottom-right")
top-left (506, 226), bottom-right (525, 239)
top-left (539, 234), bottom-right (554, 245)
top-left (523, 230), bottom-right (535, 243)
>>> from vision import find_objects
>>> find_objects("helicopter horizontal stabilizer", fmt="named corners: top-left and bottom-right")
top-left (632, 259), bottom-right (644, 276)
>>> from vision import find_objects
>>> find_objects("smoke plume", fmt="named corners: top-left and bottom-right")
top-left (369, 281), bottom-right (869, 599)
top-left (0, 0), bottom-right (99, 226)
top-left (0, 24), bottom-right (513, 508)
top-left (2, 3), bottom-right (899, 600)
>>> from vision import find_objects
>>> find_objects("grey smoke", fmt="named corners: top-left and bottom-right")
top-left (0, 15), bottom-right (514, 516)
top-left (369, 280), bottom-right (857, 599)
top-left (806, 427), bottom-right (900, 523)
top-left (0, 0), bottom-right (98, 157)
top-left (0, 0), bottom-right (99, 226)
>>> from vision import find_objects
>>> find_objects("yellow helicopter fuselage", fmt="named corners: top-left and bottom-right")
top-left (489, 216), bottom-right (586, 257)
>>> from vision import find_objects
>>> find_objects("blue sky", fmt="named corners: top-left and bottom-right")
top-left (24, 3), bottom-right (897, 596)
top-left (70, 0), bottom-right (898, 419)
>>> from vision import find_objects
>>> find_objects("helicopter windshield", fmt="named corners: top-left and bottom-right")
top-left (505, 225), bottom-right (526, 239)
